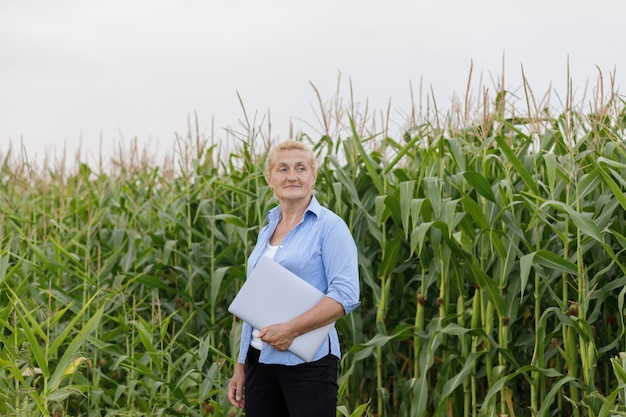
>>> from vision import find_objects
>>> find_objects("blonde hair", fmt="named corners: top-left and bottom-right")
top-left (265, 140), bottom-right (317, 178)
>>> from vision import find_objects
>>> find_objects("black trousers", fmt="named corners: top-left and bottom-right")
top-left (244, 345), bottom-right (339, 417)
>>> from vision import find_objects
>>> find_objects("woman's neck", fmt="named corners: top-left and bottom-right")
top-left (279, 208), bottom-right (305, 227)
top-left (278, 195), bottom-right (312, 225)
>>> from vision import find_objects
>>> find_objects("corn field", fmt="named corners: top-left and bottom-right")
top-left (1, 76), bottom-right (626, 417)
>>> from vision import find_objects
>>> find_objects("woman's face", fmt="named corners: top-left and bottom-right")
top-left (266, 149), bottom-right (316, 203)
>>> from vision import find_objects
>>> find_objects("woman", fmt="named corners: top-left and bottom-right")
top-left (227, 139), bottom-right (360, 417)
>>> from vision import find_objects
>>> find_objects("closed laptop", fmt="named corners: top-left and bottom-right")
top-left (228, 255), bottom-right (334, 362)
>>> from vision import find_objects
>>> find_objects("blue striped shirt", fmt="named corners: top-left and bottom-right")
top-left (237, 196), bottom-right (360, 365)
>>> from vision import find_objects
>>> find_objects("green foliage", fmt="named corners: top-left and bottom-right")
top-left (1, 86), bottom-right (626, 416)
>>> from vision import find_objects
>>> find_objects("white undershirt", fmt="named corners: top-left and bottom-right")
top-left (250, 244), bottom-right (279, 349)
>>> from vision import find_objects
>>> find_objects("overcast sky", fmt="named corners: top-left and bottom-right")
top-left (1, 0), bottom-right (624, 166)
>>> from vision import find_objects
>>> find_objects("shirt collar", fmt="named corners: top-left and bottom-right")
top-left (268, 195), bottom-right (321, 222)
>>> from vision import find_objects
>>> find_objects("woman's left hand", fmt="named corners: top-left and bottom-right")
top-left (258, 324), bottom-right (296, 351)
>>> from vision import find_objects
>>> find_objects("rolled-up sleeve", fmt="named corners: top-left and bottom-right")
top-left (322, 217), bottom-right (360, 315)
top-left (237, 321), bottom-right (252, 363)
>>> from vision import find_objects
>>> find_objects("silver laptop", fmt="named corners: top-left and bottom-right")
top-left (228, 255), bottom-right (334, 362)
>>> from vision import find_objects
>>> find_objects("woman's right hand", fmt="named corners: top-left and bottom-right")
top-left (227, 362), bottom-right (246, 409)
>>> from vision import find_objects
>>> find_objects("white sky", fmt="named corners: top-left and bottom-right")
top-left (1, 0), bottom-right (624, 166)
